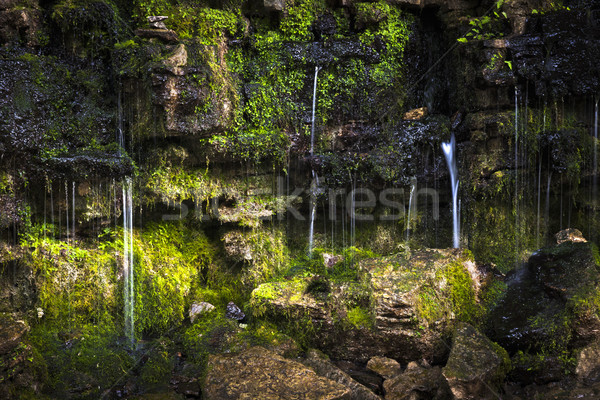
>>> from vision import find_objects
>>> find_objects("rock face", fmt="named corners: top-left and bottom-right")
top-left (442, 323), bottom-right (510, 400)
top-left (251, 249), bottom-right (485, 363)
top-left (203, 346), bottom-right (351, 400)
top-left (366, 356), bottom-right (402, 380)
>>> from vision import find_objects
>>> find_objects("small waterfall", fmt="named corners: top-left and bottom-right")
top-left (308, 66), bottom-right (321, 256)
top-left (65, 180), bottom-right (69, 241)
top-left (310, 66), bottom-right (321, 156)
top-left (594, 99), bottom-right (598, 208)
top-left (308, 174), bottom-right (318, 257)
top-left (514, 87), bottom-right (519, 265)
top-left (442, 134), bottom-right (459, 248)
top-left (406, 177), bottom-right (417, 243)
top-left (122, 177), bottom-right (134, 347)
top-left (72, 182), bottom-right (75, 243)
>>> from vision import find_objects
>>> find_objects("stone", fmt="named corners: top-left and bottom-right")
top-left (576, 341), bottom-right (600, 384)
top-left (264, 0), bottom-right (284, 12)
top-left (148, 16), bottom-right (169, 29)
top-left (403, 107), bottom-right (428, 121)
top-left (225, 301), bottom-right (245, 321)
top-left (442, 323), bottom-right (510, 400)
top-left (555, 228), bottom-right (587, 245)
top-left (203, 346), bottom-right (351, 400)
top-left (161, 43), bottom-right (188, 76)
top-left (366, 356), bottom-right (402, 379)
top-left (189, 302), bottom-right (215, 323)
top-left (134, 28), bottom-right (178, 43)
top-left (303, 349), bottom-right (382, 400)
top-left (323, 253), bottom-right (344, 268)
top-left (0, 313), bottom-right (29, 354)
top-left (383, 364), bottom-right (451, 400)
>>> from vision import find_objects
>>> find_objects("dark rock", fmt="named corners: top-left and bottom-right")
top-left (335, 360), bottom-right (384, 394)
top-left (442, 322), bottom-right (510, 400)
top-left (225, 301), bottom-right (245, 321)
top-left (366, 356), bottom-right (402, 380)
top-left (303, 349), bottom-right (382, 400)
top-left (203, 346), bottom-right (351, 399)
top-left (0, 4), bottom-right (41, 46)
top-left (384, 364), bottom-right (451, 400)
top-left (0, 313), bottom-right (29, 354)
top-left (314, 12), bottom-right (337, 38)
top-left (135, 28), bottom-right (179, 43)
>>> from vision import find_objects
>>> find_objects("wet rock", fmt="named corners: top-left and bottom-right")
top-left (366, 356), bottom-right (402, 380)
top-left (303, 349), bottom-right (382, 400)
top-left (314, 12), bottom-right (337, 38)
top-left (0, 2), bottom-right (41, 46)
top-left (384, 364), bottom-right (451, 400)
top-left (555, 228), bottom-right (587, 245)
top-left (135, 28), bottom-right (179, 43)
top-left (442, 322), bottom-right (510, 400)
top-left (189, 302), bottom-right (215, 323)
top-left (203, 346), bottom-right (351, 400)
top-left (225, 302), bottom-right (245, 321)
top-left (0, 313), bottom-right (29, 354)
top-left (576, 341), bottom-right (600, 384)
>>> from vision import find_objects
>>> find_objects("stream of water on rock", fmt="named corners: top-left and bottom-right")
top-left (442, 134), bottom-right (459, 248)
top-left (308, 66), bottom-right (321, 257)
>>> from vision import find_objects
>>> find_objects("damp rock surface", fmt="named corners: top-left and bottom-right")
top-left (203, 346), bottom-right (351, 400)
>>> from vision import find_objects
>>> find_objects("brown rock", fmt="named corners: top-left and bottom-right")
top-left (0, 313), bottom-right (29, 354)
top-left (576, 340), bottom-right (600, 384)
top-left (403, 107), bottom-right (428, 121)
top-left (203, 346), bottom-right (351, 400)
top-left (383, 364), bottom-right (451, 400)
top-left (555, 228), bottom-right (587, 245)
top-left (366, 356), bottom-right (402, 380)
top-left (134, 28), bottom-right (178, 43)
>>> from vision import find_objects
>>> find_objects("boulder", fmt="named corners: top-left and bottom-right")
top-left (203, 346), bottom-right (351, 400)
top-left (251, 249), bottom-right (484, 363)
top-left (383, 364), bottom-right (451, 400)
top-left (555, 228), bottom-right (587, 245)
top-left (576, 341), bottom-right (600, 384)
top-left (366, 356), bottom-right (402, 380)
top-left (442, 323), bottom-right (510, 400)
top-left (303, 349), bottom-right (382, 400)
top-left (188, 302), bottom-right (215, 323)
top-left (0, 313), bottom-right (29, 354)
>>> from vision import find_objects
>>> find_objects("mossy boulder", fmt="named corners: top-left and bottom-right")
top-left (251, 248), bottom-right (485, 363)
top-left (383, 362), bottom-right (451, 400)
top-left (442, 322), bottom-right (510, 400)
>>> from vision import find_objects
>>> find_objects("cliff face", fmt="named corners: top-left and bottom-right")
top-left (1, 0), bottom-right (600, 398)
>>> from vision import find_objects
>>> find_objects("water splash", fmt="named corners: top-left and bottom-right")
top-left (442, 134), bottom-right (459, 248)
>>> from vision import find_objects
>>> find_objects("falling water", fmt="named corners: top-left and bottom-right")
top-left (65, 181), bottom-right (69, 241)
top-left (122, 178), bottom-right (134, 347)
top-left (594, 99), bottom-right (598, 208)
top-left (310, 66), bottom-right (321, 156)
top-left (308, 66), bottom-right (321, 256)
top-left (406, 177), bottom-right (417, 243)
top-left (442, 134), bottom-right (459, 248)
top-left (308, 174), bottom-right (318, 257)
top-left (72, 182), bottom-right (75, 243)
top-left (514, 87), bottom-right (519, 265)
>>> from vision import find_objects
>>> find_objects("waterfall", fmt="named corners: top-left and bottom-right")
top-left (308, 66), bottom-right (321, 256)
top-left (442, 134), bottom-right (459, 248)
top-left (310, 66), bottom-right (321, 156)
top-left (308, 174), bottom-right (318, 257)
top-left (406, 177), bottom-right (417, 243)
top-left (594, 99), bottom-right (598, 208)
top-left (72, 182), bottom-right (75, 243)
top-left (122, 177), bottom-right (134, 347)
top-left (514, 87), bottom-right (519, 265)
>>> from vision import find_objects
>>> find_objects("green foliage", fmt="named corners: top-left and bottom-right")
top-left (279, 0), bottom-right (327, 41)
top-left (457, 0), bottom-right (509, 42)
top-left (346, 306), bottom-right (374, 329)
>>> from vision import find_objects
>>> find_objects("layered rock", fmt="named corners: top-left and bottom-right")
top-left (251, 249), bottom-right (485, 363)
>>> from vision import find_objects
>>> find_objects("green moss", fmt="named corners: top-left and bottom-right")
top-left (346, 306), bottom-right (374, 330)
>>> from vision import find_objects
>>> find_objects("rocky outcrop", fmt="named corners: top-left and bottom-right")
top-left (442, 322), bottom-right (510, 400)
top-left (251, 249), bottom-right (485, 363)
top-left (203, 346), bottom-right (351, 400)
